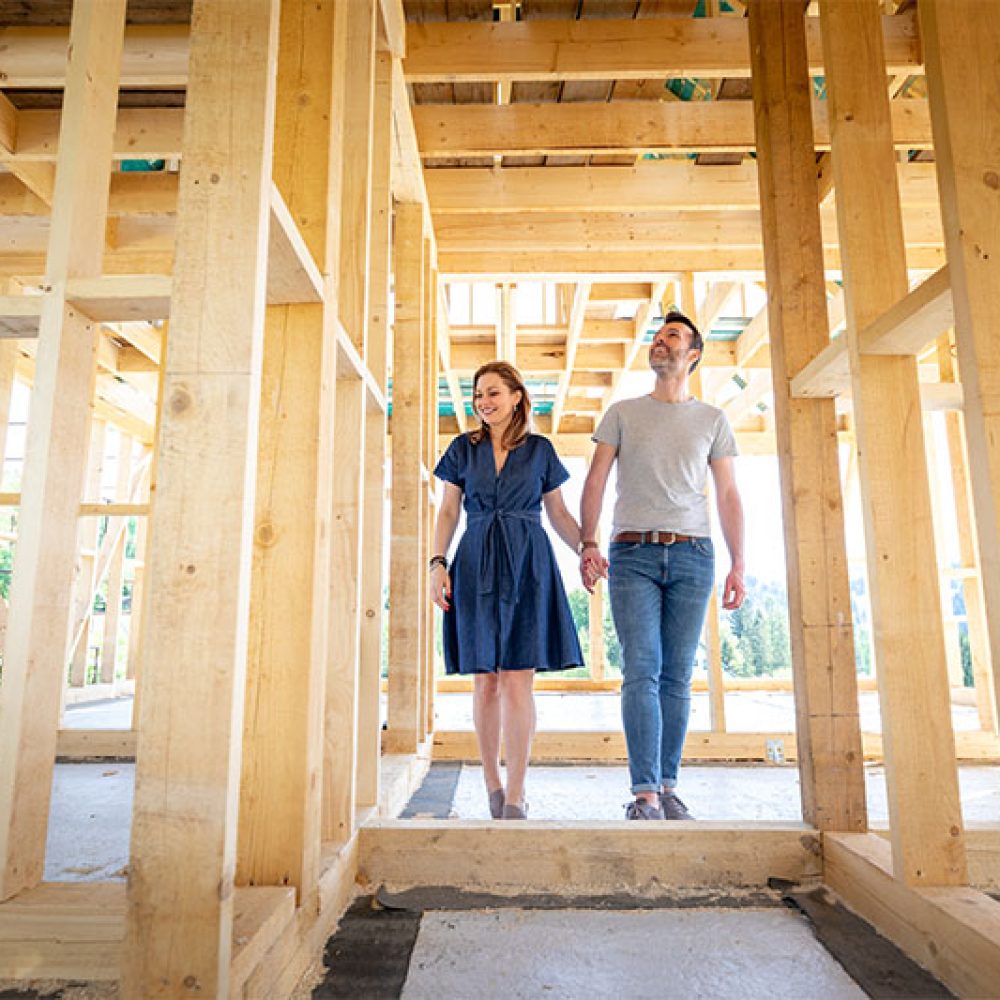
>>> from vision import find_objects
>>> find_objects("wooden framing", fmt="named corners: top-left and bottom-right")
top-left (0, 0), bottom-right (125, 901)
top-left (819, 0), bottom-right (964, 887)
top-left (237, 0), bottom-right (341, 907)
top-left (386, 201), bottom-right (426, 755)
top-left (920, 0), bottom-right (1000, 737)
top-left (748, 1), bottom-right (865, 833)
top-left (123, 1), bottom-right (281, 992)
top-left (0, 1), bottom-right (997, 993)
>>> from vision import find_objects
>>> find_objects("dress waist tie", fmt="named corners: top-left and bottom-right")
top-left (467, 510), bottom-right (541, 602)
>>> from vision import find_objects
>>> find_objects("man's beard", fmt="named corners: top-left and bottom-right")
top-left (649, 346), bottom-right (685, 372)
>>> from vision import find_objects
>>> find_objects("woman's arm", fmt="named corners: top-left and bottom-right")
top-left (430, 482), bottom-right (463, 611)
top-left (542, 487), bottom-right (582, 552)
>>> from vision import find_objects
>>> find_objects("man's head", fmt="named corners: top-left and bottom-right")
top-left (649, 311), bottom-right (703, 375)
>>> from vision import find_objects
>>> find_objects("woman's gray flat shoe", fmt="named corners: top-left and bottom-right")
top-left (489, 788), bottom-right (505, 819)
top-left (502, 802), bottom-right (528, 820)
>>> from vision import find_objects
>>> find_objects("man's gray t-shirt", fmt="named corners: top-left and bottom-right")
top-left (592, 395), bottom-right (738, 537)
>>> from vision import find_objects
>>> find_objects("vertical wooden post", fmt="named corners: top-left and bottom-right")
top-left (99, 433), bottom-right (132, 683)
top-left (688, 353), bottom-right (728, 734)
top-left (123, 0), bottom-right (280, 993)
top-left (237, 0), bottom-right (342, 903)
top-left (356, 49), bottom-right (394, 811)
top-left (588, 584), bottom-right (606, 682)
top-left (423, 257), bottom-right (439, 739)
top-left (936, 337), bottom-right (996, 733)
top-left (920, 0), bottom-right (1000, 736)
top-left (819, 0), bottom-right (964, 882)
top-left (69, 418), bottom-right (107, 687)
top-left (749, 1), bottom-right (867, 832)
top-left (339, 0), bottom-right (377, 356)
top-left (0, 344), bottom-right (17, 477)
top-left (125, 449), bottom-right (151, 686)
top-left (323, 0), bottom-right (378, 843)
top-left (386, 203), bottom-right (425, 754)
top-left (0, 0), bottom-right (125, 901)
top-left (923, 411), bottom-right (963, 688)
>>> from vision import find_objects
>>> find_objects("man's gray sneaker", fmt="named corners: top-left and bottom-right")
top-left (659, 791), bottom-right (694, 820)
top-left (625, 798), bottom-right (665, 820)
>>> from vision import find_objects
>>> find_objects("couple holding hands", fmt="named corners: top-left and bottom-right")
top-left (429, 312), bottom-right (745, 821)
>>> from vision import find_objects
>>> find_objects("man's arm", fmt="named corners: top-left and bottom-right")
top-left (578, 442), bottom-right (617, 592)
top-left (709, 456), bottom-right (745, 610)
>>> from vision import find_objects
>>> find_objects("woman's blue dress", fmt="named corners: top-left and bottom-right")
top-left (434, 433), bottom-right (584, 675)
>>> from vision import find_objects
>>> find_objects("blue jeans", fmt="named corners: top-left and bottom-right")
top-left (608, 539), bottom-right (715, 794)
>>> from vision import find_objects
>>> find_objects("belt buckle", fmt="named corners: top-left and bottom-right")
top-left (656, 531), bottom-right (677, 545)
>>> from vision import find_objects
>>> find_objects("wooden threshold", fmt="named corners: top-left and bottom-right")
top-left (358, 819), bottom-right (822, 895)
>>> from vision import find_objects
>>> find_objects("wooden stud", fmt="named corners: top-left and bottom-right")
top-left (338, 0), bottom-right (378, 353)
top-left (819, 0), bottom-right (965, 884)
top-left (0, 0), bottom-right (125, 902)
top-left (920, 0), bottom-right (1000, 740)
top-left (749, 1), bottom-right (866, 833)
top-left (936, 336), bottom-right (997, 734)
top-left (122, 0), bottom-right (280, 994)
top-left (323, 377), bottom-right (365, 844)
top-left (386, 203), bottom-right (425, 754)
top-left (68, 418), bottom-right (107, 688)
top-left (356, 51), bottom-right (394, 812)
top-left (237, 0), bottom-right (342, 909)
top-left (99, 433), bottom-right (132, 683)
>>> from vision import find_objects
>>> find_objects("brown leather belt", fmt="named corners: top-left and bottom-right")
top-left (612, 530), bottom-right (699, 545)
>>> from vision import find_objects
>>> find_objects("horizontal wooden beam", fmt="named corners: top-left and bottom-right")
top-left (359, 820), bottom-right (823, 895)
top-left (0, 295), bottom-right (43, 337)
top-left (402, 13), bottom-right (919, 82)
top-left (0, 14), bottom-right (918, 89)
top-left (414, 101), bottom-right (932, 159)
top-left (792, 268), bottom-right (954, 397)
top-left (66, 275), bottom-right (172, 323)
top-left (425, 161), bottom-right (941, 215)
top-left (824, 833), bottom-right (1000, 998)
top-left (0, 25), bottom-right (190, 88)
top-left (432, 207), bottom-right (943, 254)
top-left (860, 264), bottom-right (953, 355)
top-left (431, 728), bottom-right (999, 764)
top-left (438, 246), bottom-right (947, 279)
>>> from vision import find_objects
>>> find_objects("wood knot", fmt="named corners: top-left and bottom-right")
top-left (256, 522), bottom-right (276, 547)
top-left (169, 387), bottom-right (193, 415)
top-left (984, 170), bottom-right (1000, 191)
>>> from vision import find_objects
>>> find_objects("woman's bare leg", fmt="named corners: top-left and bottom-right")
top-left (499, 669), bottom-right (536, 807)
top-left (473, 673), bottom-right (503, 793)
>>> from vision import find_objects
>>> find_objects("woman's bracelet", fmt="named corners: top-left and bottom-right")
top-left (429, 554), bottom-right (448, 572)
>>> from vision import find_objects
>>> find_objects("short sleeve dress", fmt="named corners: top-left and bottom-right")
top-left (434, 433), bottom-right (584, 675)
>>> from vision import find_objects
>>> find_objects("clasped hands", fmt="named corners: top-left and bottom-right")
top-left (579, 548), bottom-right (608, 594)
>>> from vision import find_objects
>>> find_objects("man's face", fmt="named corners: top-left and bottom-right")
top-left (649, 321), bottom-right (698, 373)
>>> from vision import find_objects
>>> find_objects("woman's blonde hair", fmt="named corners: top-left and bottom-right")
top-left (468, 361), bottom-right (532, 451)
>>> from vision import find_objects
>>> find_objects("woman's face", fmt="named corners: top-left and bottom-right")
top-left (474, 371), bottom-right (522, 430)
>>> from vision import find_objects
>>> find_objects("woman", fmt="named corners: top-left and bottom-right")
top-left (430, 361), bottom-right (585, 819)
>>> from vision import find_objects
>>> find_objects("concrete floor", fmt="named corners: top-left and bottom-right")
top-left (44, 758), bottom-right (1000, 881)
top-left (48, 694), bottom-right (998, 882)
top-left (401, 909), bottom-right (866, 1000)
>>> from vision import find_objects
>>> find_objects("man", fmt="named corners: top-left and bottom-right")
top-left (579, 312), bottom-right (745, 820)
